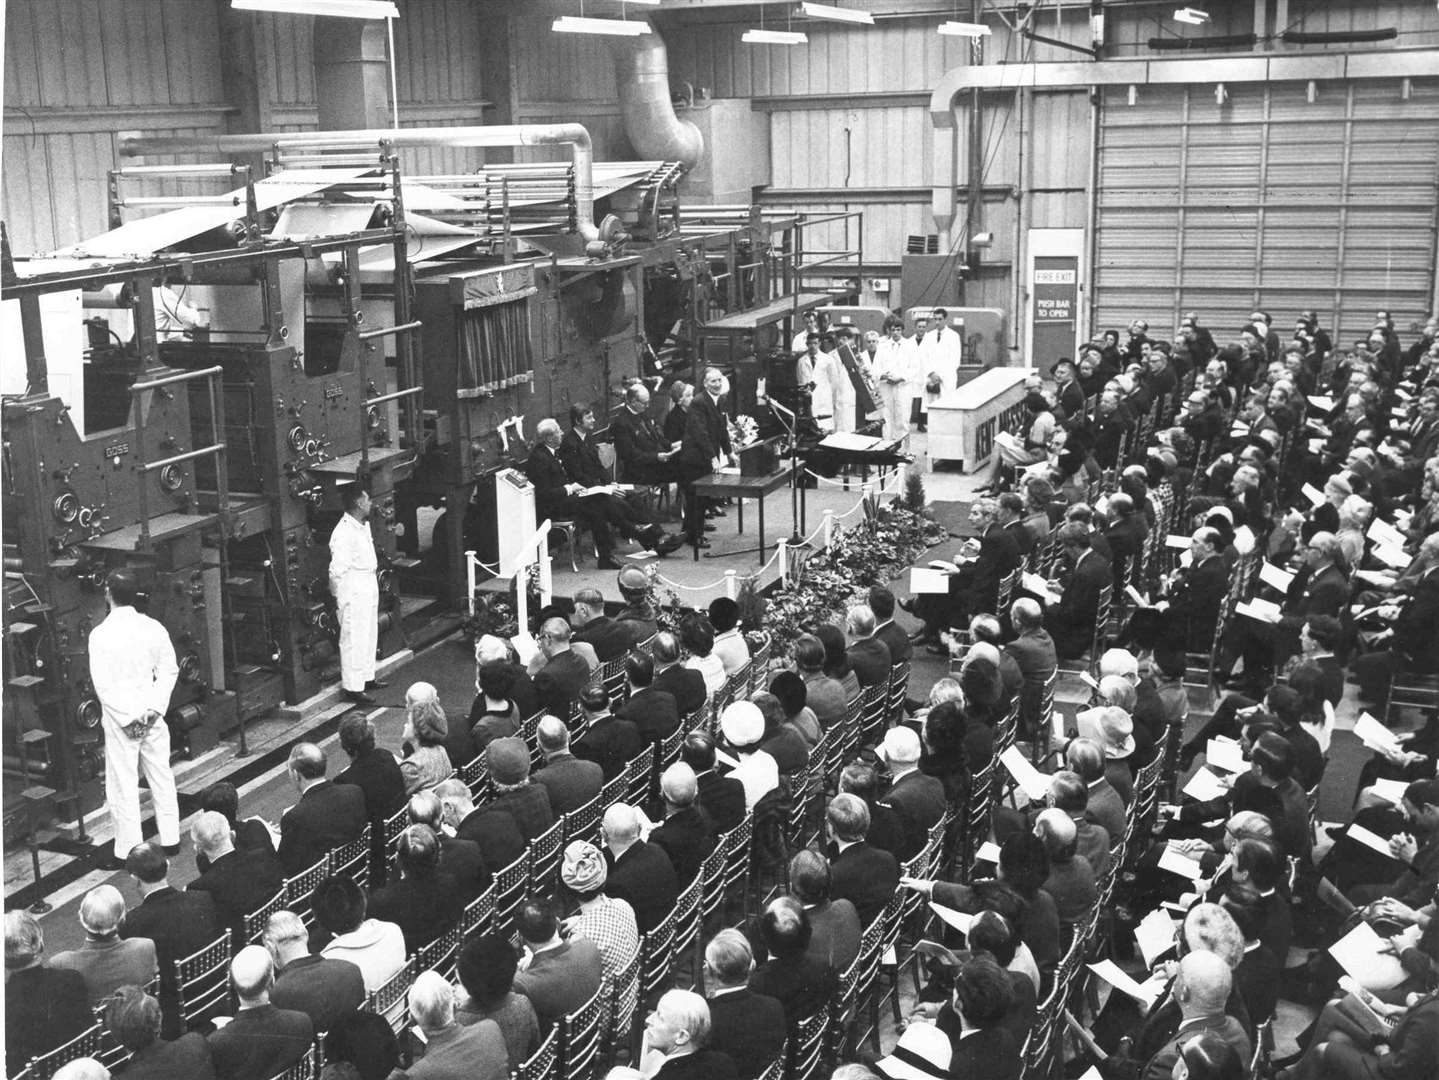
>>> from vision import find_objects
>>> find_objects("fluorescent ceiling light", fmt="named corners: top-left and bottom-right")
top-left (620, 0), bottom-right (661, 5)
top-left (937, 21), bottom-right (991, 37)
top-left (742, 28), bottom-right (808, 44)
top-left (1173, 7), bottom-right (1211, 23)
top-left (232, 0), bottom-right (399, 17)
top-left (552, 15), bottom-right (652, 35)
top-left (800, 2), bottom-right (874, 25)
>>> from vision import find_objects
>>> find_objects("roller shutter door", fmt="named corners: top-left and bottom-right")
top-left (1093, 79), bottom-right (1439, 346)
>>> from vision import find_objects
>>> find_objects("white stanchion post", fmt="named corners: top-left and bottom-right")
top-left (778, 538), bottom-right (789, 588)
top-left (516, 563), bottom-right (530, 633)
top-left (464, 549), bottom-right (476, 616)
top-left (725, 570), bottom-right (738, 599)
top-left (823, 509), bottom-right (835, 551)
top-left (538, 531), bottom-right (553, 608)
top-left (895, 460), bottom-right (906, 497)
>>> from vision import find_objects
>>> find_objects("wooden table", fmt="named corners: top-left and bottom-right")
top-left (926, 367), bottom-right (1035, 472)
top-left (690, 466), bottom-right (795, 562)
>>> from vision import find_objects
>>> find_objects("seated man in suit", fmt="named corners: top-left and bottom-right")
top-left (602, 801), bottom-right (679, 935)
top-left (408, 790), bottom-right (487, 901)
top-left (100, 984), bottom-right (214, 1080)
top-left (574, 684), bottom-right (643, 782)
top-left (878, 726), bottom-right (947, 857)
top-left (207, 945), bottom-right (313, 1080)
top-left (404, 970), bottom-right (509, 1080)
top-left (264, 909), bottom-right (366, 1035)
top-left (187, 810), bottom-right (286, 943)
top-left (1136, 952), bottom-right (1250, 1080)
top-left (904, 498), bottom-right (1022, 647)
top-left (197, 780), bottom-right (275, 873)
top-left (611, 381), bottom-right (683, 486)
top-left (571, 586), bottom-right (634, 663)
top-left (651, 631), bottom-right (708, 718)
top-left (3, 910), bottom-right (93, 1074)
top-left (825, 794), bottom-right (899, 927)
top-left (702, 930), bottom-right (787, 1080)
top-left (682, 732), bottom-right (746, 835)
top-left (50, 884), bottom-right (157, 1007)
top-left (749, 897), bottom-right (836, 1024)
top-left (532, 715), bottom-right (605, 815)
top-left (616, 650), bottom-right (681, 745)
top-left (1043, 522), bottom-right (1113, 660)
top-left (530, 617), bottom-right (592, 721)
top-left (649, 763), bottom-right (718, 886)
top-left (935, 956), bottom-right (1020, 1080)
top-left (786, 850), bottom-right (861, 974)
top-left (868, 585), bottom-right (913, 667)
top-left (560, 403), bottom-right (682, 554)
top-left (844, 605), bottom-right (892, 689)
top-left (277, 742), bottom-right (367, 876)
top-left (437, 778), bottom-right (527, 879)
top-left (511, 898), bottom-right (603, 1030)
top-left (333, 713), bottom-right (406, 885)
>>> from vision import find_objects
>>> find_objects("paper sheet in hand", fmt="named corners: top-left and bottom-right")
top-left (1330, 921), bottom-right (1405, 986)
top-left (1135, 908), bottom-right (1179, 967)
top-left (1354, 570), bottom-right (1395, 586)
top-left (1088, 959), bottom-right (1160, 1008)
top-left (1000, 745), bottom-right (1052, 802)
top-left (975, 841), bottom-right (1002, 864)
top-left (1302, 483), bottom-right (1326, 506)
top-left (1368, 519), bottom-right (1408, 549)
top-left (1021, 571), bottom-right (1060, 604)
top-left (1078, 1069), bottom-right (1105, 1080)
top-left (910, 568), bottom-right (951, 595)
top-left (1371, 778), bottom-right (1410, 805)
top-left (1308, 395), bottom-right (1336, 412)
top-left (1354, 712), bottom-right (1400, 753)
top-left (1158, 844), bottom-right (1204, 879)
top-left (1207, 737), bottom-right (1247, 774)
top-left (1372, 544), bottom-right (1412, 570)
top-left (511, 632), bottom-right (540, 667)
top-left (1258, 562), bottom-right (1295, 593)
top-left (1182, 768), bottom-right (1229, 802)
top-left (1346, 823), bottom-right (1399, 860)
top-left (1125, 584), bottom-right (1152, 608)
top-left (1236, 598), bottom-right (1282, 624)
top-left (928, 902), bottom-right (975, 934)
top-left (1165, 534), bottom-right (1191, 550)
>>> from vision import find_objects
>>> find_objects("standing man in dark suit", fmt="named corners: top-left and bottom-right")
top-left (530, 617), bottom-right (592, 720)
top-left (206, 946), bottom-right (314, 1080)
top-left (936, 957), bottom-right (1020, 1080)
top-left (263, 909), bottom-right (365, 1034)
top-left (616, 650), bottom-right (680, 744)
top-left (573, 684), bottom-right (643, 781)
top-left (651, 631), bottom-right (708, 717)
top-left (602, 802), bottom-right (679, 934)
top-left (682, 733), bottom-right (746, 835)
top-left (676, 366), bottom-right (734, 549)
top-left (868, 585), bottom-right (913, 666)
top-left (276, 742), bottom-right (367, 876)
top-left (121, 842), bottom-right (224, 1037)
top-left (570, 587), bottom-right (632, 662)
top-left (532, 715), bottom-right (604, 814)
top-left (649, 763), bottom-right (717, 885)
top-left (1043, 523), bottom-right (1112, 660)
top-left (825, 794), bottom-right (900, 927)
top-left (844, 605), bottom-right (892, 689)
top-left (612, 382), bottom-right (683, 485)
top-left (702, 930), bottom-right (786, 1080)
top-left (187, 811), bottom-right (285, 942)
top-left (333, 713), bottom-right (405, 886)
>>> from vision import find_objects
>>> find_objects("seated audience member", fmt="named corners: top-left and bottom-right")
top-left (787, 849), bottom-right (861, 974)
top-left (1066, 737), bottom-right (1127, 841)
top-left (602, 802), bottom-right (680, 935)
top-left (1046, 771), bottom-right (1111, 878)
top-left (187, 809), bottom-right (286, 942)
top-left (874, 1018), bottom-right (953, 1080)
top-left (652, 631), bottom-right (708, 717)
top-left (206, 945), bottom-right (313, 1080)
top-left (4, 910), bottom-right (93, 1074)
top-left (681, 612), bottom-right (726, 698)
top-left (532, 714), bottom-right (605, 815)
top-left (718, 701), bottom-right (780, 812)
top-left (530, 616), bottom-right (593, 717)
top-left (197, 780), bottom-right (276, 871)
top-left (749, 897), bottom-right (836, 1023)
top-left (793, 633), bottom-right (849, 730)
top-left (650, 763), bottom-right (718, 885)
top-left (768, 671), bottom-right (822, 748)
top-left (367, 823), bottom-right (462, 954)
top-left (408, 789), bottom-right (486, 901)
top-left (400, 681), bottom-right (456, 793)
top-left (560, 839), bottom-right (640, 1037)
top-left (456, 934), bottom-right (541, 1070)
top-left (965, 911), bottom-right (1038, 1047)
top-left (937, 956), bottom-right (1020, 1080)
top-left (102, 984), bottom-right (215, 1080)
top-left (468, 661), bottom-right (522, 757)
top-left (471, 634), bottom-right (540, 723)
top-left (1219, 884), bottom-right (1280, 1028)
top-left (278, 742), bottom-right (367, 876)
top-left (401, 970), bottom-right (509, 1080)
top-left (333, 713), bottom-right (405, 881)
top-left (643, 989), bottom-right (740, 1080)
top-left (879, 725), bottom-right (947, 856)
top-left (844, 605), bottom-right (892, 688)
top-left (1033, 808), bottom-right (1098, 937)
top-left (50, 884), bottom-right (157, 1006)
top-left (838, 762), bottom-right (908, 857)
top-left (826, 793), bottom-right (900, 927)
top-left (708, 597), bottom-right (752, 677)
top-left (617, 649), bottom-right (681, 745)
top-left (816, 622), bottom-right (863, 701)
top-left (571, 586), bottom-right (633, 663)
top-left (574, 683), bottom-right (644, 781)
top-left (869, 584), bottom-right (914, 666)
top-left (511, 899), bottom-right (603, 1029)
top-left (435, 778), bottom-right (526, 880)
top-left (682, 732), bottom-right (747, 834)
top-left (1136, 951), bottom-right (1250, 1080)
top-left (315, 875), bottom-right (406, 992)
top-left (751, 691), bottom-right (809, 775)
top-left (264, 909), bottom-right (365, 1033)
top-left (702, 930), bottom-right (787, 1080)
top-left (483, 736), bottom-right (555, 840)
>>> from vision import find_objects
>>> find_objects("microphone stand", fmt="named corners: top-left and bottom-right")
top-left (764, 395), bottom-right (810, 548)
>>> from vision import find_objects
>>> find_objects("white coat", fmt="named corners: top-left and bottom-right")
top-left (330, 511), bottom-right (379, 692)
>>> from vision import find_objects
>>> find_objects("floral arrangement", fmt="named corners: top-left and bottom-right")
top-left (728, 413), bottom-right (761, 449)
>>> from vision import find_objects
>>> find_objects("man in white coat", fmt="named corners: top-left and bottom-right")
top-left (872, 318), bottom-right (916, 441)
top-left (88, 569), bottom-right (180, 867)
top-left (330, 485), bottom-right (384, 706)
top-left (924, 307), bottom-right (964, 415)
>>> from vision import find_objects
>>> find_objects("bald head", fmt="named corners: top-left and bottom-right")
top-left (79, 884), bottom-right (126, 938)
top-left (537, 715), bottom-right (571, 754)
top-left (230, 944), bottom-right (275, 1003)
top-left (602, 803), bottom-right (641, 850)
top-left (287, 742), bottom-right (326, 782)
top-left (408, 790), bottom-right (442, 829)
top-left (661, 763), bottom-right (698, 810)
top-left (1034, 808), bottom-right (1077, 861)
top-left (1175, 950), bottom-right (1232, 1018)
top-left (406, 681), bottom-right (438, 707)
top-left (190, 811), bottom-right (233, 859)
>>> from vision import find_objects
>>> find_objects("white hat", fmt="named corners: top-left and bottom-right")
top-left (875, 1023), bottom-right (953, 1080)
top-left (879, 726), bottom-right (921, 766)
top-left (720, 701), bottom-right (765, 749)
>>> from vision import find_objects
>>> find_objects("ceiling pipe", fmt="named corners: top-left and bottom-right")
top-left (610, 33), bottom-right (705, 171)
top-left (120, 124), bottom-right (602, 241)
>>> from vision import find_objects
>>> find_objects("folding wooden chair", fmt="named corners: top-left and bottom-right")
top-left (493, 851), bottom-right (531, 942)
top-left (563, 793), bottom-right (603, 847)
top-left (529, 817), bottom-right (565, 899)
top-left (516, 1026), bottom-right (561, 1080)
top-left (856, 682), bottom-right (888, 749)
top-left (241, 886), bottom-right (287, 948)
top-left (414, 926), bottom-right (461, 982)
top-left (559, 986), bottom-right (604, 1080)
top-left (380, 804), bottom-right (409, 883)
top-left (669, 871), bottom-right (705, 984)
top-left (24, 1023), bottom-right (108, 1080)
top-left (284, 854), bottom-right (332, 929)
top-left (262, 1052), bottom-right (317, 1080)
top-left (366, 957), bottom-right (418, 1035)
top-left (786, 1008), bottom-right (830, 1080)
top-left (330, 824), bottom-right (372, 892)
top-left (885, 659), bottom-right (911, 724)
top-left (457, 883), bottom-right (495, 940)
top-left (174, 931), bottom-right (235, 1031)
top-left (640, 907), bottom-right (678, 1004)
top-left (720, 815), bottom-right (754, 920)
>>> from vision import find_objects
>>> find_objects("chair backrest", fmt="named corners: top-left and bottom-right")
top-left (458, 883), bottom-right (496, 939)
top-left (493, 851), bottom-right (532, 940)
top-left (670, 869), bottom-right (706, 961)
top-left (242, 886), bottom-right (287, 948)
top-left (529, 817), bottom-right (565, 898)
top-left (857, 682), bottom-right (888, 747)
top-left (285, 853), bottom-right (332, 927)
top-left (559, 985), bottom-right (604, 1080)
top-left (460, 756), bottom-right (491, 802)
top-left (516, 1025), bottom-right (561, 1080)
top-left (755, 1049), bottom-right (787, 1080)
top-left (366, 956), bottom-right (418, 1035)
top-left (380, 804), bottom-right (410, 880)
top-left (600, 654), bottom-right (629, 710)
top-left (748, 634), bottom-right (772, 693)
top-left (24, 1022), bottom-right (106, 1080)
top-left (330, 824), bottom-right (372, 891)
top-left (414, 926), bottom-right (461, 983)
top-left (787, 1008), bottom-right (830, 1080)
top-left (885, 659), bottom-right (911, 724)
top-left (624, 746), bottom-right (653, 806)
top-left (608, 941), bottom-right (643, 1049)
top-left (263, 1051), bottom-right (317, 1080)
top-left (175, 931), bottom-right (235, 1030)
top-left (698, 839), bottom-right (730, 924)
top-left (640, 908), bottom-right (679, 1001)
top-left (721, 815), bottom-right (754, 893)
top-left (563, 793), bottom-right (603, 847)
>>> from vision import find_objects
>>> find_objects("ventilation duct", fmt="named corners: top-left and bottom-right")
top-left (611, 34), bottom-right (704, 172)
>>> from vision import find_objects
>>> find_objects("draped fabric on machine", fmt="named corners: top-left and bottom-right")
top-left (459, 291), bottom-right (536, 396)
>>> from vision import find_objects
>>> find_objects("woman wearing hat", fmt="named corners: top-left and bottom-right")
top-left (560, 840), bottom-right (639, 1046)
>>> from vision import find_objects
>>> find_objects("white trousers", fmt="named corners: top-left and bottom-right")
top-left (336, 574), bottom-right (379, 691)
top-left (879, 384), bottom-right (910, 441)
top-left (104, 716), bottom-right (179, 858)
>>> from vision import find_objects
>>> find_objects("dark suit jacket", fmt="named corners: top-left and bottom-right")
top-left (1004, 517), bottom-right (1036, 557)
top-left (369, 872), bottom-right (463, 954)
top-left (649, 805), bottom-right (717, 884)
top-left (573, 714), bottom-right (643, 781)
top-left (335, 747), bottom-right (407, 839)
top-left (117, 1032), bottom-right (217, 1080)
top-left (3, 965), bottom-right (93, 1074)
top-left (523, 442), bottom-right (582, 526)
top-left (122, 886), bottom-right (225, 1035)
top-left (512, 939), bottom-right (603, 1028)
top-left (805, 899), bottom-right (861, 973)
top-left (573, 615), bottom-right (633, 663)
top-left (653, 1050), bottom-right (740, 1080)
top-left (653, 665), bottom-right (707, 717)
top-left (1164, 553), bottom-right (1228, 650)
top-left (677, 392), bottom-right (732, 472)
top-left (873, 619), bottom-right (913, 666)
top-left (558, 428), bottom-right (609, 488)
top-left (883, 769), bottom-right (947, 853)
top-left (271, 954), bottom-right (366, 1034)
top-left (606, 840), bottom-right (679, 934)
top-left (1046, 548), bottom-right (1112, 659)
top-left (438, 833), bottom-right (489, 900)
top-left (1139, 1014), bottom-right (1249, 1080)
top-left (405, 1018), bottom-right (510, 1080)
top-left (533, 752), bottom-right (605, 814)
top-left (944, 1023), bottom-right (1020, 1080)
top-left (617, 686), bottom-right (681, 743)
top-left (187, 846), bottom-right (286, 941)
top-left (455, 807), bottom-right (527, 874)
top-left (611, 407), bottom-right (677, 484)
top-left (749, 953), bottom-right (836, 1024)
top-left (959, 523), bottom-right (1022, 616)
top-left (1233, 944), bottom-right (1280, 1026)
top-left (696, 770), bottom-right (747, 834)
top-left (1104, 513), bottom-right (1148, 592)
top-left (863, 797), bottom-right (908, 859)
top-left (829, 841), bottom-right (900, 927)
top-left (485, 783), bottom-right (553, 842)
top-left (531, 650), bottom-right (592, 720)
top-left (706, 990), bottom-right (787, 1080)
top-left (1395, 567), bottom-right (1439, 668)
top-left (207, 1003), bottom-right (313, 1080)
top-left (846, 637), bottom-right (892, 688)
top-left (278, 780), bottom-right (367, 875)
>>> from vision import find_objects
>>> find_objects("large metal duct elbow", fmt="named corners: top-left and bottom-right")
top-left (611, 34), bottom-right (704, 172)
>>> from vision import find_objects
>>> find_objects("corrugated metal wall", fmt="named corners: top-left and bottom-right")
top-left (1093, 78), bottom-right (1439, 349)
